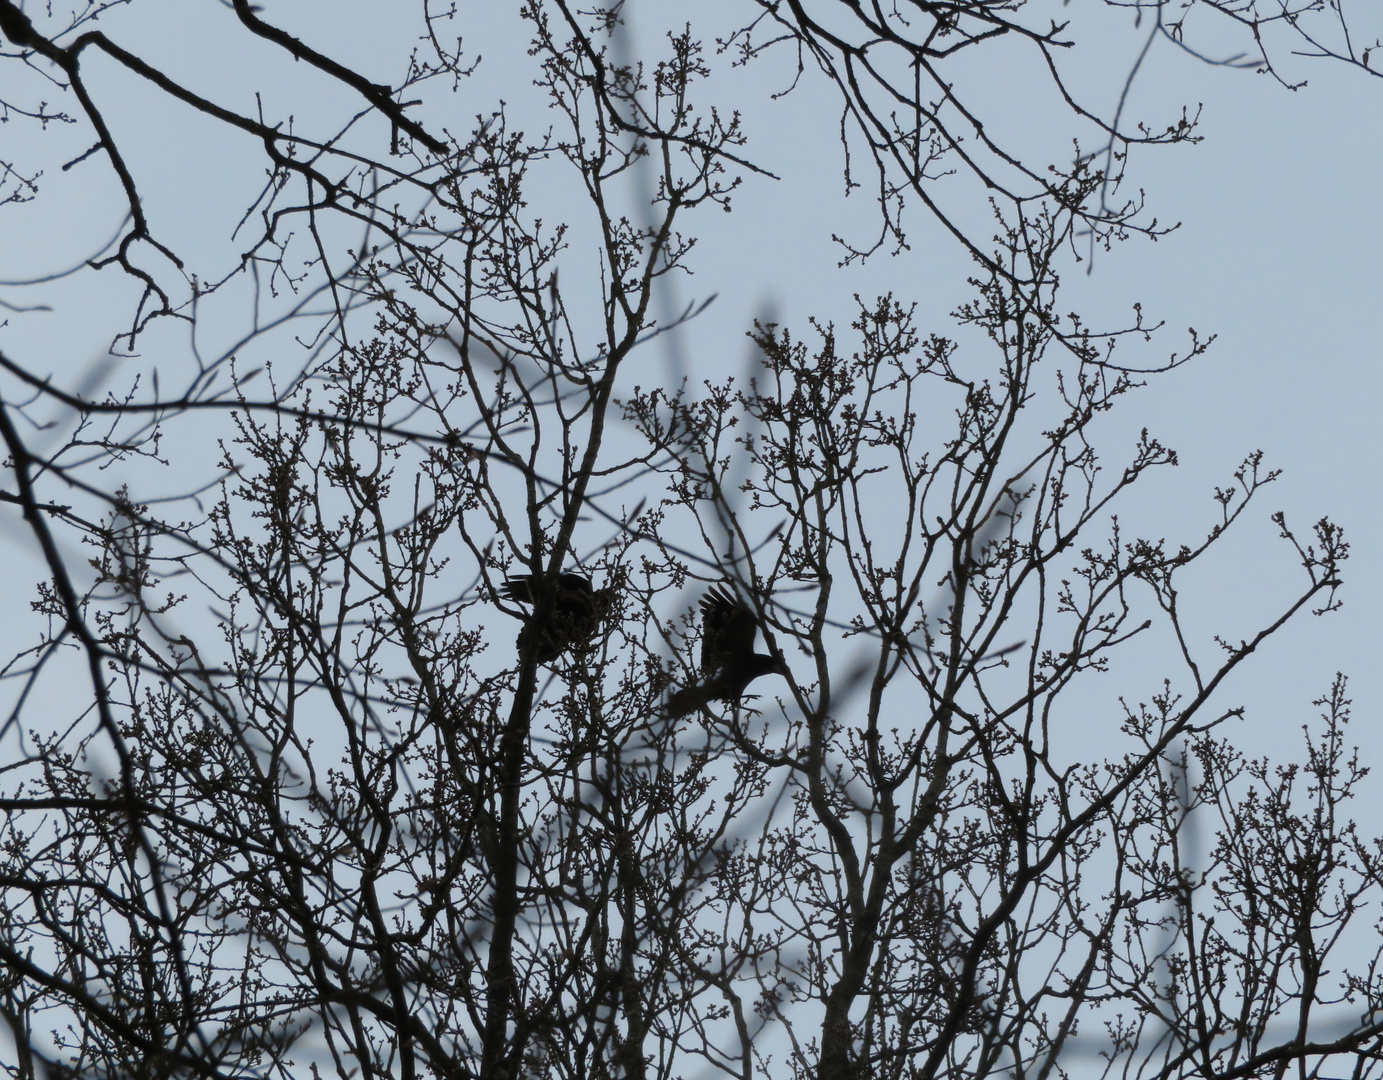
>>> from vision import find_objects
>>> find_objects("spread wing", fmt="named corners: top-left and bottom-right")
top-left (555, 573), bottom-right (594, 598)
top-left (502, 573), bottom-right (593, 607)
top-left (699, 585), bottom-right (757, 671)
top-left (500, 575), bottom-right (537, 604)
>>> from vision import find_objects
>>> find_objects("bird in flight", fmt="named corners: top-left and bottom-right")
top-left (500, 571), bottom-right (615, 664)
top-left (664, 585), bottom-right (788, 717)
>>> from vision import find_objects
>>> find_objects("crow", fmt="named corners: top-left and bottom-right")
top-left (500, 571), bottom-right (615, 664)
top-left (664, 585), bottom-right (788, 717)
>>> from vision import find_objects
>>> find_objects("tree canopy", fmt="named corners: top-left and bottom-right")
top-left (0, 4), bottom-right (1377, 1080)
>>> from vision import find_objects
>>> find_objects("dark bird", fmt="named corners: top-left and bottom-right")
top-left (664, 585), bottom-right (788, 717)
top-left (501, 571), bottom-right (615, 664)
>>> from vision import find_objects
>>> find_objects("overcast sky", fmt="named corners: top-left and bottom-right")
top-left (1, 0), bottom-right (1381, 767)
top-left (2, 3), bottom-right (1383, 1073)
top-left (601, 1), bottom-right (1383, 763)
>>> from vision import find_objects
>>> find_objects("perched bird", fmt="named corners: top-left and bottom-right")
top-left (501, 571), bottom-right (615, 664)
top-left (664, 585), bottom-right (788, 717)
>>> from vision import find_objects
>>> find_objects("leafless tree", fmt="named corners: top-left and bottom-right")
top-left (0, 4), bottom-right (1377, 1080)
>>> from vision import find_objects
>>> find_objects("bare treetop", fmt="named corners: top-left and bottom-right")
top-left (0, 4), bottom-right (1376, 1080)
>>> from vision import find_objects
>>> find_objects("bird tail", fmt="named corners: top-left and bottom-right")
top-left (660, 685), bottom-right (705, 720)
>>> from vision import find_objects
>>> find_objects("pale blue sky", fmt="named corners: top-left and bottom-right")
top-left (1, 2), bottom-right (1382, 1073)
top-left (1, 0), bottom-right (1380, 782)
